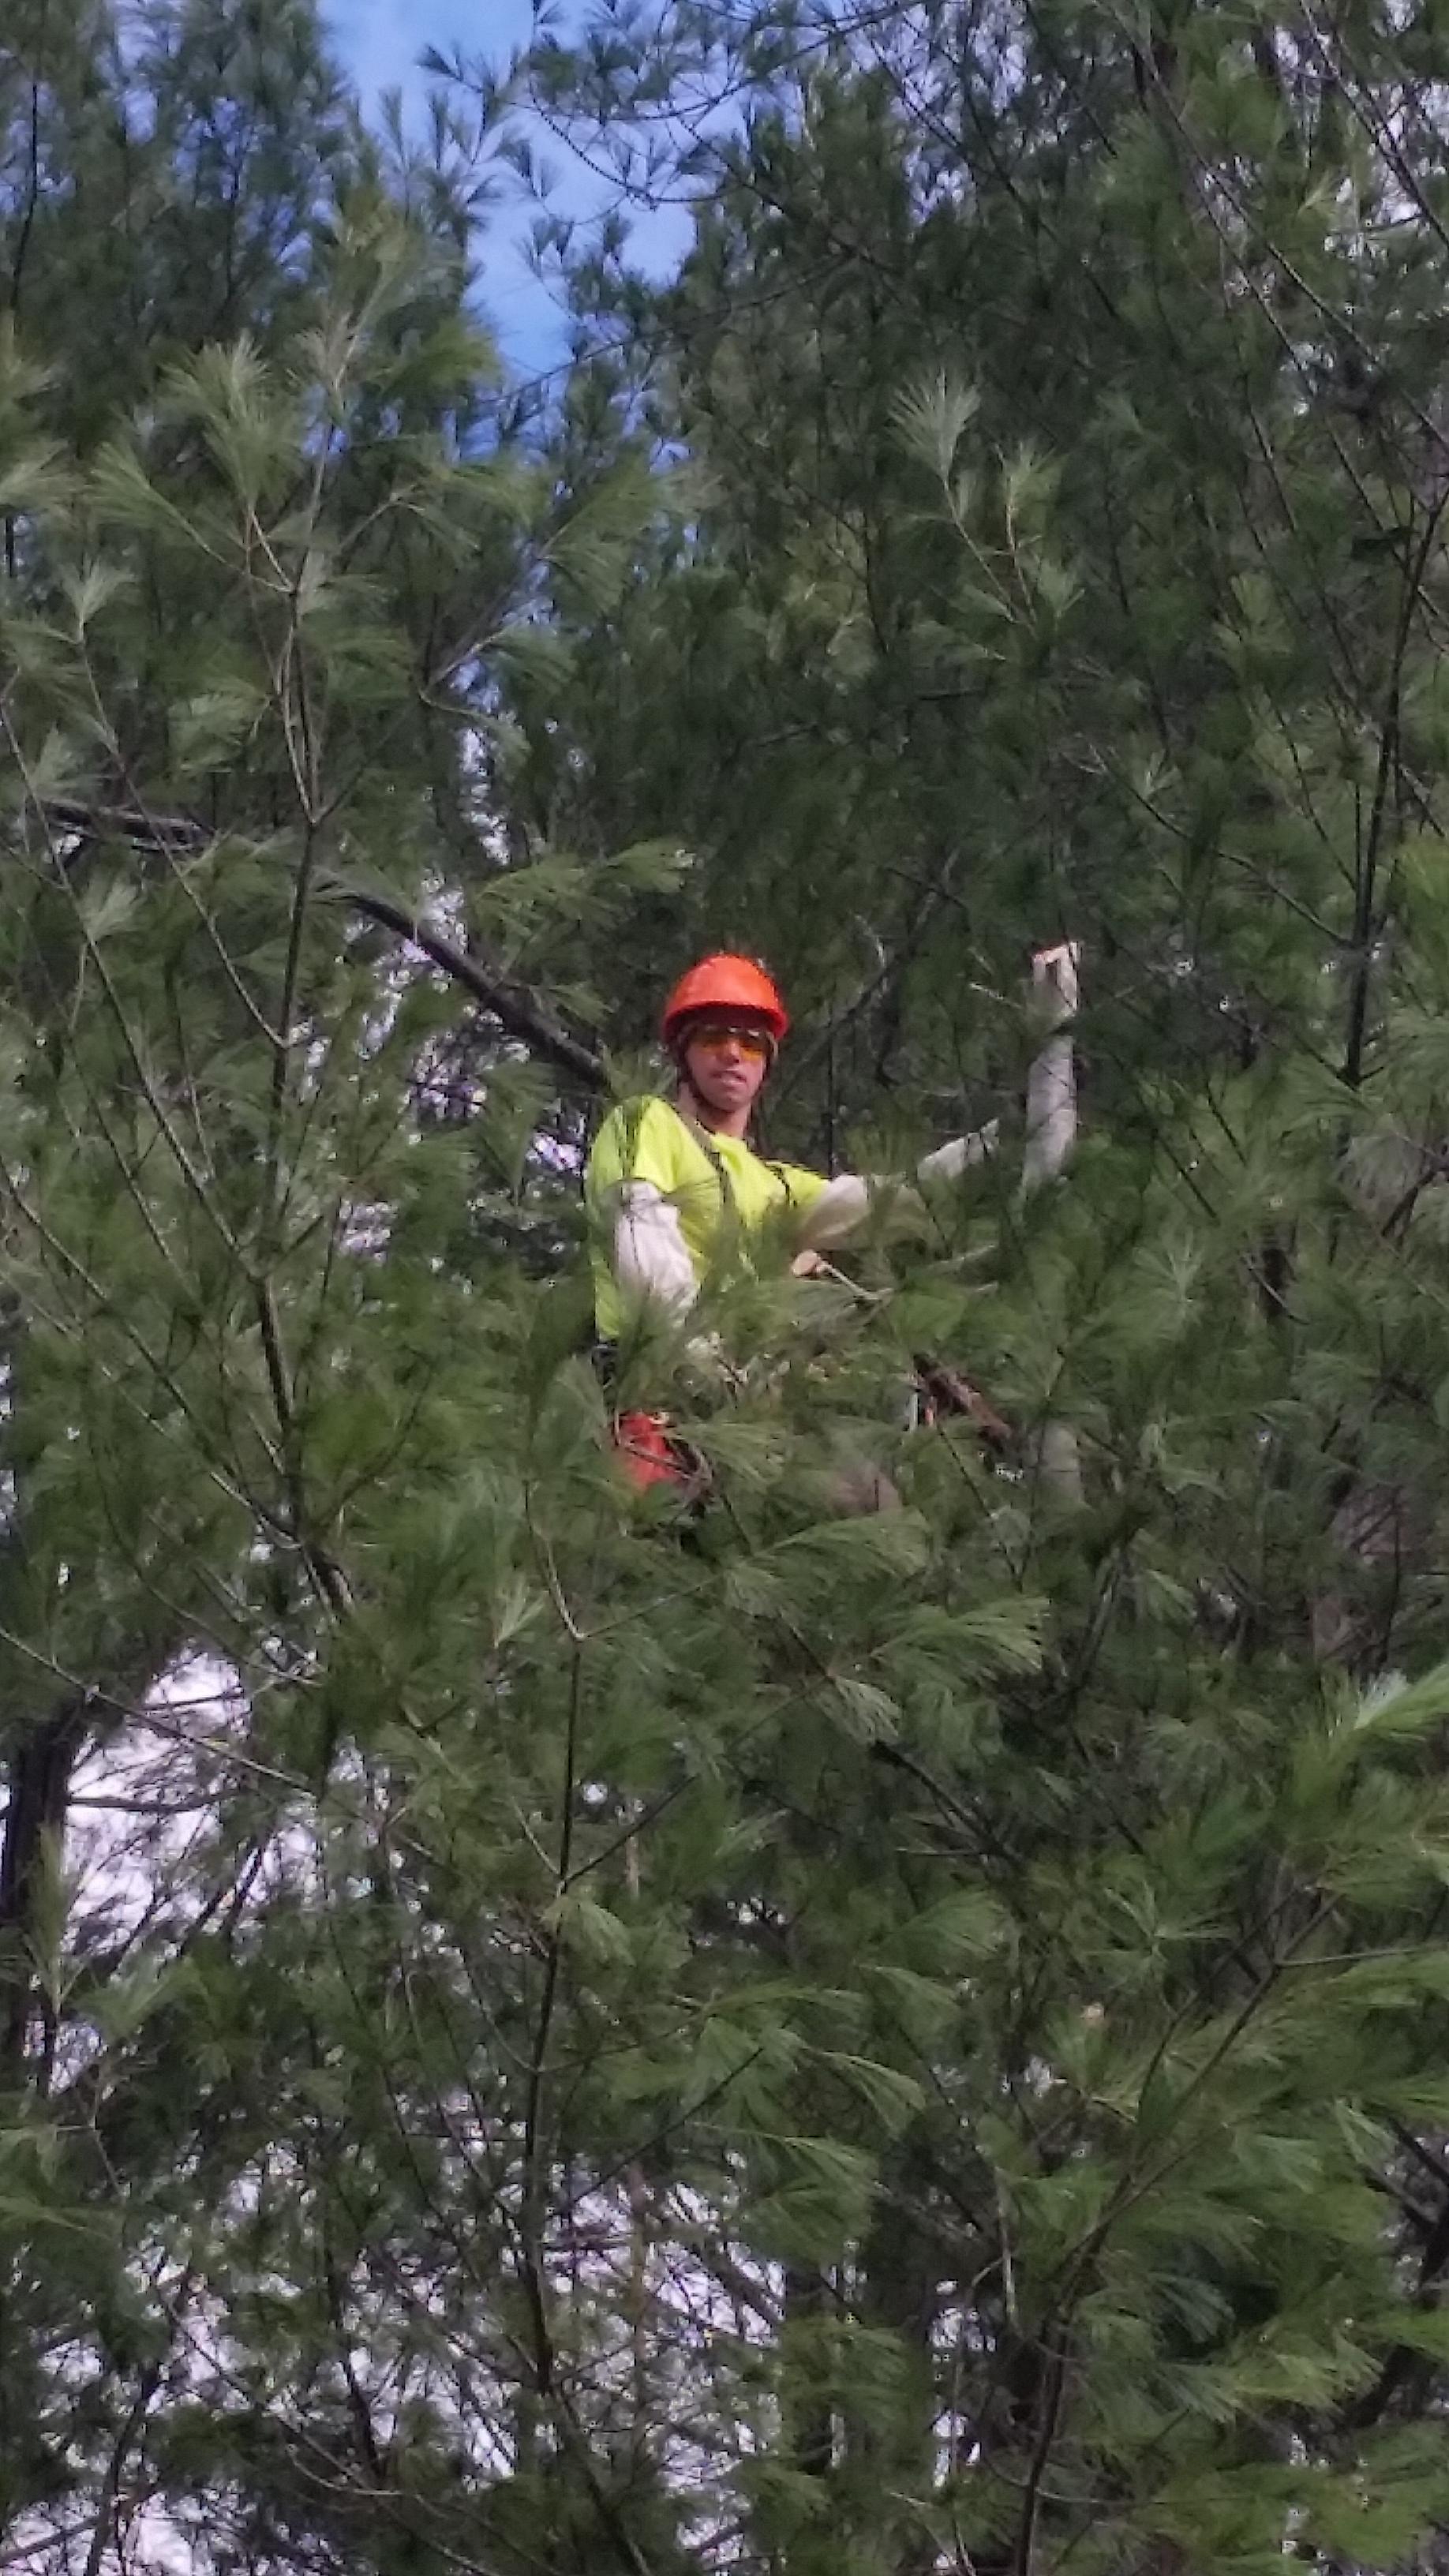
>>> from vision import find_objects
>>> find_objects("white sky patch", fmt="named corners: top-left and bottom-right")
top-left (64, 1655), bottom-right (253, 1976)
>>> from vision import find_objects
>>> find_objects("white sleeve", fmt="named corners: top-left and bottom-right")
top-left (1021, 942), bottom-right (1079, 1193)
top-left (1022, 1032), bottom-right (1076, 1192)
top-left (796, 1174), bottom-right (871, 1249)
top-left (918, 1122), bottom-right (1000, 1183)
top-left (612, 1181), bottom-right (698, 1320)
top-left (798, 1122), bottom-right (999, 1249)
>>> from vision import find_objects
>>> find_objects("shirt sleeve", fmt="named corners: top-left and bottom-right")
top-left (794, 1172), bottom-right (871, 1247)
top-left (612, 1185), bottom-right (698, 1318)
top-left (586, 1102), bottom-right (701, 1324)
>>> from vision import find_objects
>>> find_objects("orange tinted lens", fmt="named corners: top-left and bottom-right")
top-left (693, 1028), bottom-right (769, 1061)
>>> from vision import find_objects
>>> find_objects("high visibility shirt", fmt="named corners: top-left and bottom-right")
top-left (586, 1096), bottom-right (829, 1339)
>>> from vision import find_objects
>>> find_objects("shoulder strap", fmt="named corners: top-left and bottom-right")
top-left (675, 1106), bottom-right (800, 1212)
top-left (672, 1103), bottom-right (738, 1215)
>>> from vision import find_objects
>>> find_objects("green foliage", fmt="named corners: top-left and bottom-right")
top-left (11, 0), bottom-right (1449, 2571)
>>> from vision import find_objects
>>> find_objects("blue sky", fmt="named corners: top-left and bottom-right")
top-left (323, 0), bottom-right (692, 378)
top-left (324, 0), bottom-right (527, 101)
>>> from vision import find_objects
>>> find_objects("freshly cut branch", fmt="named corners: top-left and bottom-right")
top-left (327, 876), bottom-right (604, 1086)
top-left (30, 799), bottom-right (606, 1088)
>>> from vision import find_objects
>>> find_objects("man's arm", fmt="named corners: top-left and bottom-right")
top-left (610, 1182), bottom-right (698, 1320)
top-left (1020, 942), bottom-right (1084, 1502)
top-left (793, 1123), bottom-right (1002, 1250)
top-left (587, 1101), bottom-right (702, 1326)
top-left (789, 942), bottom-right (1076, 1252)
top-left (1022, 941), bottom-right (1080, 1193)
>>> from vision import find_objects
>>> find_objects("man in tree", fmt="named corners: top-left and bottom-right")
top-left (586, 951), bottom-right (993, 1354)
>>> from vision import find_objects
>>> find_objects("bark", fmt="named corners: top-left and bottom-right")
top-left (856, 2158), bottom-right (940, 2576)
top-left (0, 1694), bottom-right (88, 2076)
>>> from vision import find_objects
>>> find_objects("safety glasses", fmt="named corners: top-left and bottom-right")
top-left (687, 1026), bottom-right (772, 1061)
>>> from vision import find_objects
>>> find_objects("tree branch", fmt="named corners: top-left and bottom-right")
top-left (25, 800), bottom-right (605, 1088)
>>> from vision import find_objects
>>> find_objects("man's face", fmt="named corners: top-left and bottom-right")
top-left (681, 1017), bottom-right (772, 1118)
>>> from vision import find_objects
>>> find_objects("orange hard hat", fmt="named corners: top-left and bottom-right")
top-left (660, 954), bottom-right (789, 1048)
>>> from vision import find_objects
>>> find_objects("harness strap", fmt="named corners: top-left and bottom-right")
top-left (673, 1103), bottom-right (799, 1237)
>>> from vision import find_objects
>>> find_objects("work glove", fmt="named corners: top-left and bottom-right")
top-left (917, 1121), bottom-right (1000, 1185)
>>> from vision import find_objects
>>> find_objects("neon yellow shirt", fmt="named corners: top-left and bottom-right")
top-left (586, 1095), bottom-right (828, 1338)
